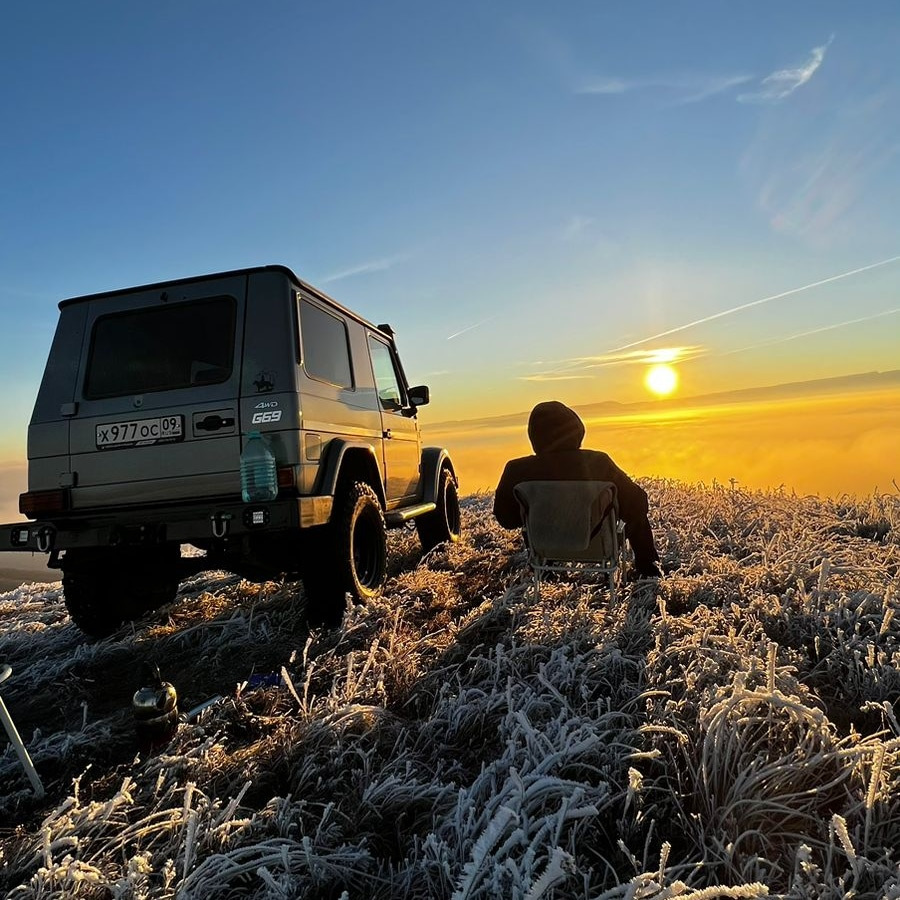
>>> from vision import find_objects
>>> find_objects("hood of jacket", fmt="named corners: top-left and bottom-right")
top-left (527, 401), bottom-right (585, 454)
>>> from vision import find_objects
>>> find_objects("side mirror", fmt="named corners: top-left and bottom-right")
top-left (408, 385), bottom-right (430, 407)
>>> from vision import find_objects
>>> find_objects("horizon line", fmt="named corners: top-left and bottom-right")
top-left (425, 367), bottom-right (900, 429)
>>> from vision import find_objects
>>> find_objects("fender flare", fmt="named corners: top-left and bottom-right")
top-left (314, 439), bottom-right (386, 509)
top-left (419, 447), bottom-right (457, 503)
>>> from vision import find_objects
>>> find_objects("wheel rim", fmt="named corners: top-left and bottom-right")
top-left (352, 510), bottom-right (382, 588)
top-left (444, 480), bottom-right (461, 537)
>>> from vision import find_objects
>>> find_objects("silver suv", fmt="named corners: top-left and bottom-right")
top-left (0, 266), bottom-right (460, 634)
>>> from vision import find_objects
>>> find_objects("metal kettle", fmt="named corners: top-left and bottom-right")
top-left (133, 664), bottom-right (178, 747)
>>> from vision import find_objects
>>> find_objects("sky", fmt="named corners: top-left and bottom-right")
top-left (1, 2), bottom-right (899, 506)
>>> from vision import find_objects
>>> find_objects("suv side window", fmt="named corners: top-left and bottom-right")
top-left (368, 337), bottom-right (406, 411)
top-left (300, 299), bottom-right (353, 388)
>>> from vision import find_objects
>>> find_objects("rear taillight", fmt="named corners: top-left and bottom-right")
top-left (276, 466), bottom-right (296, 490)
top-left (19, 489), bottom-right (69, 518)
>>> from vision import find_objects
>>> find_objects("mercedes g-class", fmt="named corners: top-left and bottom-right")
top-left (0, 266), bottom-right (460, 635)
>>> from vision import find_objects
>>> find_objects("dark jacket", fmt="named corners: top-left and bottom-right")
top-left (493, 401), bottom-right (658, 567)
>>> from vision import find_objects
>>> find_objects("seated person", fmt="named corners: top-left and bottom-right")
top-left (493, 401), bottom-right (662, 578)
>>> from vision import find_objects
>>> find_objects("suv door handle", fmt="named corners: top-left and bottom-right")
top-left (383, 429), bottom-right (392, 439)
top-left (196, 415), bottom-right (235, 432)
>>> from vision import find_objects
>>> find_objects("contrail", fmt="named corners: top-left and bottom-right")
top-left (447, 314), bottom-right (497, 341)
top-left (607, 254), bottom-right (900, 353)
top-left (724, 306), bottom-right (900, 356)
top-left (320, 252), bottom-right (409, 285)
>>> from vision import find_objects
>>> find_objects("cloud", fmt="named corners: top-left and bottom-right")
top-left (578, 73), bottom-right (752, 105)
top-left (558, 215), bottom-right (620, 254)
top-left (519, 373), bottom-right (593, 382)
top-left (567, 346), bottom-right (704, 369)
top-left (515, 20), bottom-right (748, 105)
top-left (519, 346), bottom-right (704, 381)
top-left (677, 75), bottom-right (756, 105)
top-left (320, 253), bottom-right (410, 285)
top-left (606, 254), bottom-right (900, 353)
top-left (575, 39), bottom-right (832, 108)
top-left (578, 77), bottom-right (631, 95)
top-left (740, 92), bottom-right (900, 244)
top-left (424, 388), bottom-right (900, 496)
top-left (738, 37), bottom-right (833, 104)
top-left (560, 215), bottom-right (594, 241)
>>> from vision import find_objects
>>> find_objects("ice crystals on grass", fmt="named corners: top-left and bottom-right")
top-left (2, 483), bottom-right (900, 897)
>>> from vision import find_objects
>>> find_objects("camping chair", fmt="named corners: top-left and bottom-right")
top-left (0, 663), bottom-right (44, 798)
top-left (514, 480), bottom-right (626, 603)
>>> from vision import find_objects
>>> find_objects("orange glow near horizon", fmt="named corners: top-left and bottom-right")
top-left (421, 386), bottom-right (900, 499)
top-left (0, 386), bottom-right (897, 523)
top-left (644, 363), bottom-right (679, 397)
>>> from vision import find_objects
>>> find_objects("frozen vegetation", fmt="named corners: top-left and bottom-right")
top-left (0, 480), bottom-right (899, 898)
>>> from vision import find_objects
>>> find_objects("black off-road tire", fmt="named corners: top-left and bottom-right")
top-left (62, 568), bottom-right (126, 638)
top-left (415, 466), bottom-right (461, 552)
top-left (303, 481), bottom-right (387, 628)
top-left (62, 548), bottom-right (180, 638)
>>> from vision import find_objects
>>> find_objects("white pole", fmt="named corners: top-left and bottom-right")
top-left (0, 664), bottom-right (45, 799)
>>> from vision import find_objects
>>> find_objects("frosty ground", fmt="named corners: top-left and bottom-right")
top-left (1, 481), bottom-right (899, 899)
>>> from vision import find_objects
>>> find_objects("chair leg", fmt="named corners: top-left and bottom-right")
top-left (0, 666), bottom-right (45, 799)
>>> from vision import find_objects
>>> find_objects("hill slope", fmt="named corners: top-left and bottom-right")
top-left (1, 482), bottom-right (899, 898)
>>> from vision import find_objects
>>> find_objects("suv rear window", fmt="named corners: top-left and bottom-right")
top-left (84, 297), bottom-right (236, 399)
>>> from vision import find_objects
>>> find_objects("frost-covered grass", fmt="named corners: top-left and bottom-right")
top-left (0, 481), bottom-right (898, 899)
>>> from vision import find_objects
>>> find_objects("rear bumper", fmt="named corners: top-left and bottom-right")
top-left (0, 495), bottom-right (333, 555)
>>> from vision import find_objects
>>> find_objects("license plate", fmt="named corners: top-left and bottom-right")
top-left (96, 415), bottom-right (184, 449)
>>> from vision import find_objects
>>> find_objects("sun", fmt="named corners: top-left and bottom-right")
top-left (644, 363), bottom-right (678, 397)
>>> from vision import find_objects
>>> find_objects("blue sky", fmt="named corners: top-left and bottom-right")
top-left (2, 1), bottom-right (899, 459)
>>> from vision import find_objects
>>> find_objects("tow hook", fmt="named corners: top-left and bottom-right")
top-left (36, 526), bottom-right (55, 553)
top-left (210, 512), bottom-right (233, 539)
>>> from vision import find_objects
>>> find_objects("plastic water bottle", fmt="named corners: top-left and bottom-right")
top-left (240, 431), bottom-right (277, 502)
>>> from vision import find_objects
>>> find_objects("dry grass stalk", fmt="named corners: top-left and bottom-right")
top-left (0, 483), bottom-right (898, 898)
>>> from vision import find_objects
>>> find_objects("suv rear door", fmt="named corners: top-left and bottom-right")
top-left (68, 274), bottom-right (246, 509)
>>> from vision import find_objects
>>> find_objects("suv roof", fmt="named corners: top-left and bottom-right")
top-left (58, 264), bottom-right (392, 338)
